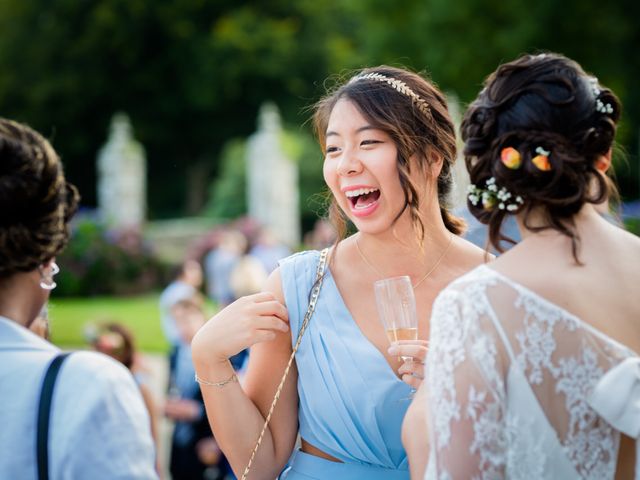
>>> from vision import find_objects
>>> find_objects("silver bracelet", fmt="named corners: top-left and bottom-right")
top-left (194, 372), bottom-right (238, 388)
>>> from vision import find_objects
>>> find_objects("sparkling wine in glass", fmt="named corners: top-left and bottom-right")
top-left (374, 276), bottom-right (418, 362)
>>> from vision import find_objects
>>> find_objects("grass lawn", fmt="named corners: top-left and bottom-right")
top-left (48, 294), bottom-right (170, 353)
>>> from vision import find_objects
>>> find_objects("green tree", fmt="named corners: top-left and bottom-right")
top-left (205, 124), bottom-right (324, 231)
top-left (347, 0), bottom-right (640, 197)
top-left (0, 0), bottom-right (359, 216)
top-left (0, 0), bottom-right (637, 218)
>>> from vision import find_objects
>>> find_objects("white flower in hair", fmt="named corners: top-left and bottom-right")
top-left (466, 176), bottom-right (524, 213)
top-left (535, 146), bottom-right (551, 157)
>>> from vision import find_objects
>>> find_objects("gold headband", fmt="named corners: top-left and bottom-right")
top-left (349, 72), bottom-right (431, 116)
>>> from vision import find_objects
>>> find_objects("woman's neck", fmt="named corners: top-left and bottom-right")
top-left (0, 273), bottom-right (42, 328)
top-left (353, 215), bottom-right (452, 281)
top-left (517, 203), bottom-right (608, 241)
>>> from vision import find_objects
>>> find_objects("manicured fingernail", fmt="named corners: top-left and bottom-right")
top-left (388, 346), bottom-right (399, 355)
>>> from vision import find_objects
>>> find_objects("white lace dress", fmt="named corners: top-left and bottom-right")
top-left (424, 265), bottom-right (640, 480)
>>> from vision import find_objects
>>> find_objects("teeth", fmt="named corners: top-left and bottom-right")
top-left (345, 187), bottom-right (379, 198)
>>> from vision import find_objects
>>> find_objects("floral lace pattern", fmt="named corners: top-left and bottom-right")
top-left (425, 266), bottom-right (632, 480)
top-left (556, 346), bottom-right (617, 478)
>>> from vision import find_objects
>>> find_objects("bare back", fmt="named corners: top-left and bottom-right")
top-left (492, 212), bottom-right (640, 355)
top-left (490, 210), bottom-right (640, 478)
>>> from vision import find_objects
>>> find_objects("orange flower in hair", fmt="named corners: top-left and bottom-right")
top-left (500, 147), bottom-right (522, 169)
top-left (532, 147), bottom-right (551, 171)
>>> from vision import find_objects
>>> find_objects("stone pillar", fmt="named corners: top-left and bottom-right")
top-left (97, 113), bottom-right (146, 228)
top-left (246, 103), bottom-right (300, 246)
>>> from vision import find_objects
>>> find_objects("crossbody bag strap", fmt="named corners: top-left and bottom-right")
top-left (240, 247), bottom-right (329, 480)
top-left (37, 352), bottom-right (72, 480)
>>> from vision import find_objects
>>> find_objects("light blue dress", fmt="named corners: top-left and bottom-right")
top-left (278, 251), bottom-right (411, 479)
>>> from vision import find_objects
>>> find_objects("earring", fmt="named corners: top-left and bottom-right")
top-left (39, 262), bottom-right (60, 291)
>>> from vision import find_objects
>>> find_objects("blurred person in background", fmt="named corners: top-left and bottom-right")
top-left (303, 218), bottom-right (337, 250)
top-left (29, 305), bottom-right (51, 340)
top-left (205, 228), bottom-right (255, 371)
top-left (165, 297), bottom-right (229, 480)
top-left (88, 322), bottom-right (163, 478)
top-left (249, 226), bottom-right (292, 275)
top-left (229, 246), bottom-right (268, 300)
top-left (204, 228), bottom-right (246, 308)
top-left (0, 117), bottom-right (157, 479)
top-left (159, 259), bottom-right (203, 386)
top-left (227, 237), bottom-right (270, 374)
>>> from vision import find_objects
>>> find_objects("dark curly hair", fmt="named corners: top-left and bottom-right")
top-left (461, 53), bottom-right (621, 259)
top-left (0, 118), bottom-right (79, 277)
top-left (313, 65), bottom-right (465, 244)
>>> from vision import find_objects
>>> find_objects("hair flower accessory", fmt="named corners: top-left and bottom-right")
top-left (590, 77), bottom-right (614, 115)
top-left (532, 146), bottom-right (551, 171)
top-left (596, 99), bottom-right (614, 114)
top-left (500, 147), bottom-right (522, 169)
top-left (589, 77), bottom-right (601, 97)
top-left (467, 177), bottom-right (524, 212)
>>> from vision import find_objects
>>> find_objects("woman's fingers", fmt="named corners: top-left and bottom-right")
top-left (388, 341), bottom-right (428, 361)
top-left (394, 340), bottom-right (429, 347)
top-left (398, 360), bottom-right (424, 377)
top-left (401, 373), bottom-right (423, 390)
top-left (251, 300), bottom-right (289, 322)
top-left (242, 291), bottom-right (277, 304)
top-left (251, 315), bottom-right (289, 333)
top-left (194, 292), bottom-right (289, 361)
top-left (398, 358), bottom-right (425, 389)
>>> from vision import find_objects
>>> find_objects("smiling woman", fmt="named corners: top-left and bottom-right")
top-left (190, 66), bottom-right (489, 480)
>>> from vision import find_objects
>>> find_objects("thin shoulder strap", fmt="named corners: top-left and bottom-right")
top-left (37, 352), bottom-right (72, 480)
top-left (240, 248), bottom-right (329, 480)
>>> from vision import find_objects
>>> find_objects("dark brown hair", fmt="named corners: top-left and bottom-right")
top-left (313, 65), bottom-right (465, 243)
top-left (461, 53), bottom-right (621, 258)
top-left (0, 118), bottom-right (79, 277)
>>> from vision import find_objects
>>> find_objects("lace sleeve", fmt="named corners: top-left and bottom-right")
top-left (425, 288), bottom-right (509, 480)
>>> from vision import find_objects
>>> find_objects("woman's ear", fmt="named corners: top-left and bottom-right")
top-left (426, 151), bottom-right (444, 178)
top-left (595, 149), bottom-right (612, 173)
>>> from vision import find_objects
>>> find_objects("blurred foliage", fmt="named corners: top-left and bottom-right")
top-left (625, 217), bottom-right (640, 236)
top-left (56, 219), bottom-right (168, 296)
top-left (205, 139), bottom-right (247, 220)
top-left (205, 124), bottom-right (325, 231)
top-left (0, 0), bottom-right (638, 220)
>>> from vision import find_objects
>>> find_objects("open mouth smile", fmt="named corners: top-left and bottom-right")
top-left (344, 187), bottom-right (381, 217)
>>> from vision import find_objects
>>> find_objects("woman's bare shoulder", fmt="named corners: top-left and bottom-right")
top-left (450, 235), bottom-right (493, 273)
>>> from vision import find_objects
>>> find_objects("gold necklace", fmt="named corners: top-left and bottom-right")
top-left (355, 233), bottom-right (453, 289)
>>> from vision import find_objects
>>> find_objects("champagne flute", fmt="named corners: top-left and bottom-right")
top-left (374, 276), bottom-right (418, 363)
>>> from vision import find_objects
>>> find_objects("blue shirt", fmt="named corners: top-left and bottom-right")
top-left (0, 317), bottom-right (158, 479)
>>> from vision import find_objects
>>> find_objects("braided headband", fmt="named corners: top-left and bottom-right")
top-left (349, 72), bottom-right (431, 116)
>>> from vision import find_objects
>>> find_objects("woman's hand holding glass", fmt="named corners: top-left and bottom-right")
top-left (388, 340), bottom-right (428, 389)
top-left (374, 276), bottom-right (426, 392)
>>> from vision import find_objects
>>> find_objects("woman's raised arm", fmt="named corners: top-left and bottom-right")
top-left (191, 268), bottom-right (299, 478)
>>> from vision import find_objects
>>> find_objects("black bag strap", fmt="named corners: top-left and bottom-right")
top-left (37, 352), bottom-right (72, 480)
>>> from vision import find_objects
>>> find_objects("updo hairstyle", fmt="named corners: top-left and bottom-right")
top-left (313, 65), bottom-right (465, 243)
top-left (0, 118), bottom-right (79, 277)
top-left (461, 53), bottom-right (621, 257)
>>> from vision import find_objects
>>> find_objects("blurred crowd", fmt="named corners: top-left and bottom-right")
top-left (151, 217), bottom-right (336, 479)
